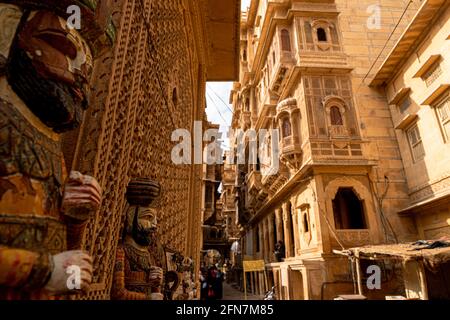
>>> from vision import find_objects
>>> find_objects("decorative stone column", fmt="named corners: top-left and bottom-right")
top-left (258, 223), bottom-right (263, 259)
top-left (267, 213), bottom-right (275, 262)
top-left (275, 208), bottom-right (283, 243)
top-left (282, 202), bottom-right (293, 258)
top-left (290, 198), bottom-right (300, 257)
top-left (262, 218), bottom-right (270, 262)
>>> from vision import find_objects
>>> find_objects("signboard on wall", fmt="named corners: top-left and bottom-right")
top-left (242, 259), bottom-right (267, 300)
top-left (243, 260), bottom-right (266, 272)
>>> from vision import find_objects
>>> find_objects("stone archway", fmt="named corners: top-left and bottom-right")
top-left (323, 176), bottom-right (382, 245)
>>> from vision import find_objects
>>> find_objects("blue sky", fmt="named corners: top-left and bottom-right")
top-left (205, 82), bottom-right (233, 150)
top-left (241, 0), bottom-right (252, 11)
top-left (205, 0), bottom-right (251, 150)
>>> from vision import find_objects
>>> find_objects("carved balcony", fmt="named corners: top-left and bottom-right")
top-left (334, 230), bottom-right (371, 248)
top-left (246, 171), bottom-right (262, 195)
top-left (280, 136), bottom-right (302, 154)
top-left (242, 111), bottom-right (252, 130)
top-left (245, 188), bottom-right (258, 211)
top-left (254, 189), bottom-right (268, 210)
top-left (222, 171), bottom-right (235, 185)
top-left (270, 51), bottom-right (296, 95)
top-left (268, 169), bottom-right (289, 196)
top-left (329, 125), bottom-right (349, 138)
top-left (261, 168), bottom-right (278, 187)
top-left (309, 140), bottom-right (365, 160)
top-left (276, 98), bottom-right (303, 171)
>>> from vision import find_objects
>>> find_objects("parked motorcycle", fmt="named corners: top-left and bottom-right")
top-left (264, 286), bottom-right (276, 300)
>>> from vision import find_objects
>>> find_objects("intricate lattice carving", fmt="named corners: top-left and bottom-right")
top-left (70, 0), bottom-right (204, 299)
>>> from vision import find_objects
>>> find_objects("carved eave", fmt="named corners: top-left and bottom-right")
top-left (250, 1), bottom-right (339, 78)
top-left (413, 54), bottom-right (442, 78)
top-left (249, 1), bottom-right (289, 76)
top-left (389, 87), bottom-right (411, 105)
top-left (255, 101), bottom-right (277, 131)
top-left (398, 188), bottom-right (450, 215)
top-left (205, 0), bottom-right (241, 81)
top-left (421, 84), bottom-right (450, 106)
top-left (394, 114), bottom-right (418, 130)
top-left (370, 0), bottom-right (450, 87)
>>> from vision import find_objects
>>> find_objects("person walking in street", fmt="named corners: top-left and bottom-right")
top-left (200, 268), bottom-right (208, 300)
top-left (274, 241), bottom-right (286, 262)
top-left (206, 266), bottom-right (218, 300)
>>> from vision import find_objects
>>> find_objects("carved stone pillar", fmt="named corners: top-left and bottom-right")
top-left (275, 208), bottom-right (284, 243)
top-left (267, 213), bottom-right (275, 262)
top-left (258, 223), bottom-right (263, 259)
top-left (282, 202), bottom-right (293, 258)
top-left (262, 218), bottom-right (270, 262)
top-left (290, 198), bottom-right (300, 257)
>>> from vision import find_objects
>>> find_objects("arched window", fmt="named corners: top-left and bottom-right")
top-left (243, 49), bottom-right (247, 61)
top-left (281, 29), bottom-right (291, 51)
top-left (330, 106), bottom-right (343, 125)
top-left (317, 27), bottom-right (327, 42)
top-left (282, 118), bottom-right (292, 137)
top-left (303, 213), bottom-right (309, 233)
top-left (245, 97), bottom-right (250, 111)
top-left (332, 188), bottom-right (367, 230)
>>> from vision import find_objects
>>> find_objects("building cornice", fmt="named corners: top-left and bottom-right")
top-left (250, 4), bottom-right (339, 83)
top-left (370, 0), bottom-right (450, 87)
top-left (206, 0), bottom-right (241, 81)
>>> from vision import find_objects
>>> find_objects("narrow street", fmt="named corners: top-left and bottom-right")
top-left (221, 283), bottom-right (263, 301)
top-left (1, 0), bottom-right (449, 304)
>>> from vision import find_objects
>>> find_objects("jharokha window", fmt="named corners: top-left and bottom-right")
top-left (407, 124), bottom-right (425, 162)
top-left (317, 27), bottom-right (327, 42)
top-left (332, 188), bottom-right (367, 230)
top-left (282, 118), bottom-right (292, 137)
top-left (436, 97), bottom-right (450, 142)
top-left (330, 106), bottom-right (343, 125)
top-left (281, 29), bottom-right (291, 51)
top-left (300, 19), bottom-right (341, 52)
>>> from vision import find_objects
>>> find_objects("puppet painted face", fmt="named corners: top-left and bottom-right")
top-left (132, 207), bottom-right (158, 247)
top-left (7, 10), bottom-right (93, 132)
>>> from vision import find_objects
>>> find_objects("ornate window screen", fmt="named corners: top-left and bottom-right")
top-left (304, 75), bottom-right (357, 138)
top-left (406, 124), bottom-right (425, 162)
top-left (72, 0), bottom-right (200, 299)
top-left (424, 63), bottom-right (443, 87)
top-left (330, 106), bottom-right (343, 125)
top-left (282, 117), bottom-right (292, 137)
top-left (436, 96), bottom-right (450, 142)
top-left (299, 18), bottom-right (341, 52)
top-left (280, 29), bottom-right (292, 52)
